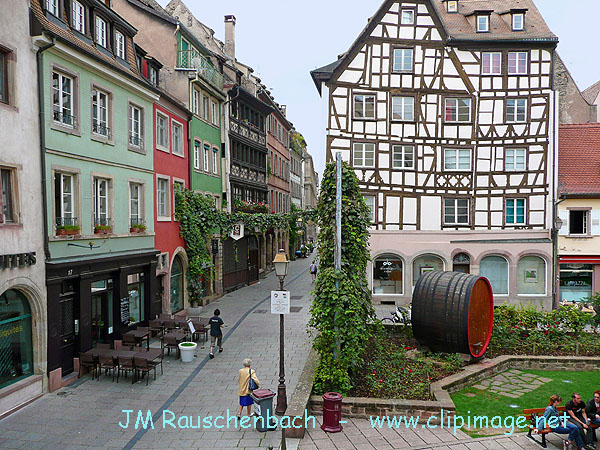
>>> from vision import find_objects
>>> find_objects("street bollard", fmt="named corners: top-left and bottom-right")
top-left (321, 392), bottom-right (343, 433)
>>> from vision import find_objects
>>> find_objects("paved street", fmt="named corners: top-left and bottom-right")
top-left (0, 257), bottom-right (315, 450)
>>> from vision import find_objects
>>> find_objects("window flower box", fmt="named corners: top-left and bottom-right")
top-left (130, 223), bottom-right (147, 233)
top-left (94, 225), bottom-right (113, 235)
top-left (56, 225), bottom-right (80, 236)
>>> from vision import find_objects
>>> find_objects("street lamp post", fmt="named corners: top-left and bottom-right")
top-left (273, 249), bottom-right (289, 416)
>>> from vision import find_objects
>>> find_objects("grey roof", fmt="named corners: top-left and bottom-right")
top-left (583, 80), bottom-right (600, 104)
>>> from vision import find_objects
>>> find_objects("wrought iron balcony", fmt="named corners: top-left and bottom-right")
top-left (56, 217), bottom-right (77, 227)
top-left (177, 50), bottom-right (223, 91)
top-left (129, 134), bottom-right (143, 147)
top-left (129, 217), bottom-right (144, 227)
top-left (92, 122), bottom-right (110, 138)
top-left (94, 217), bottom-right (111, 227)
top-left (53, 110), bottom-right (75, 126)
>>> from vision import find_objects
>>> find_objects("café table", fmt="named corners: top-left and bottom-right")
top-left (82, 347), bottom-right (162, 362)
top-left (124, 329), bottom-right (151, 349)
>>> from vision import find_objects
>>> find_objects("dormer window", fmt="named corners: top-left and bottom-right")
top-left (447, 1), bottom-right (458, 13)
top-left (46, 0), bottom-right (59, 17)
top-left (149, 66), bottom-right (158, 86)
top-left (72, 0), bottom-right (85, 33)
top-left (512, 13), bottom-right (524, 31)
top-left (477, 15), bottom-right (489, 33)
top-left (115, 31), bottom-right (125, 59)
top-left (95, 16), bottom-right (107, 48)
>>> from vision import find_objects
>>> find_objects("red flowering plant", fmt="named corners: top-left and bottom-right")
top-left (233, 198), bottom-right (269, 213)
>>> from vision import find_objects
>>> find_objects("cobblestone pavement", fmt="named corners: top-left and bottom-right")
top-left (297, 416), bottom-right (572, 450)
top-left (0, 257), bottom-right (315, 450)
top-left (471, 369), bottom-right (553, 398)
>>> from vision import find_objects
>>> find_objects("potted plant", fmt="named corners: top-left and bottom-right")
top-left (130, 223), bottom-right (147, 233)
top-left (187, 298), bottom-right (203, 317)
top-left (56, 225), bottom-right (80, 236)
top-left (179, 341), bottom-right (197, 362)
top-left (94, 224), bottom-right (113, 235)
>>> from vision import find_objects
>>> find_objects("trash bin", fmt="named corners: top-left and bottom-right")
top-left (321, 392), bottom-right (343, 433)
top-left (250, 389), bottom-right (277, 432)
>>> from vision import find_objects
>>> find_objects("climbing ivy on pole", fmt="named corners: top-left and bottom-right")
top-left (308, 160), bottom-right (378, 394)
top-left (174, 189), bottom-right (316, 305)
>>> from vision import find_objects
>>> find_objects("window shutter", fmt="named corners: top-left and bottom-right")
top-left (558, 211), bottom-right (569, 236)
top-left (591, 210), bottom-right (600, 236)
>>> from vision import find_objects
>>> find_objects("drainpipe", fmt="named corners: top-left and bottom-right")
top-left (37, 36), bottom-right (56, 261)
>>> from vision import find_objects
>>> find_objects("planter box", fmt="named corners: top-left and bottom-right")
top-left (94, 228), bottom-right (112, 235)
top-left (129, 227), bottom-right (145, 233)
top-left (56, 228), bottom-right (79, 236)
top-left (187, 306), bottom-right (203, 318)
top-left (179, 342), bottom-right (197, 363)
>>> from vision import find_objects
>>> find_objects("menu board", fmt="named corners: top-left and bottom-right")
top-left (120, 297), bottom-right (130, 324)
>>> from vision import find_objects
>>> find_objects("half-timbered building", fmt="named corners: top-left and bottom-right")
top-left (311, 0), bottom-right (559, 309)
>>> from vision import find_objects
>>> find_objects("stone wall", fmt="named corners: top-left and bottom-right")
top-left (554, 54), bottom-right (595, 124)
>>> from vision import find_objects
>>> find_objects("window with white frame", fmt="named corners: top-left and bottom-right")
top-left (93, 178), bottom-right (109, 226)
top-left (172, 121), bottom-right (183, 155)
top-left (156, 113), bottom-right (167, 149)
top-left (508, 52), bottom-right (528, 74)
top-left (447, 0), bottom-right (458, 13)
top-left (72, 1), bottom-right (85, 33)
top-left (444, 198), bottom-right (469, 225)
top-left (364, 195), bottom-right (376, 223)
top-left (506, 198), bottom-right (526, 224)
top-left (212, 147), bottom-right (219, 174)
top-left (373, 254), bottom-right (403, 295)
top-left (481, 52), bottom-right (501, 75)
top-left (569, 210), bottom-right (588, 235)
top-left (505, 148), bottom-right (526, 171)
top-left (115, 31), bottom-right (125, 60)
top-left (202, 94), bottom-right (209, 121)
top-left (480, 256), bottom-right (509, 295)
top-left (192, 89), bottom-right (199, 115)
top-left (149, 66), bottom-right (158, 86)
top-left (203, 144), bottom-right (210, 171)
top-left (392, 145), bottom-right (414, 169)
top-left (444, 148), bottom-right (471, 171)
top-left (46, 0), bottom-right (59, 16)
top-left (193, 142), bottom-right (200, 170)
top-left (0, 167), bottom-right (17, 224)
top-left (393, 48), bottom-right (413, 72)
top-left (518, 256), bottom-right (545, 295)
top-left (392, 96), bottom-right (415, 121)
top-left (477, 15), bottom-right (489, 32)
top-left (445, 98), bottom-right (471, 122)
top-left (211, 101), bottom-right (218, 126)
top-left (512, 13), bottom-right (524, 31)
top-left (401, 9), bottom-right (415, 25)
top-left (173, 181), bottom-right (184, 211)
top-left (129, 183), bottom-right (142, 227)
top-left (92, 88), bottom-right (109, 137)
top-left (506, 98), bottom-right (527, 122)
top-left (353, 142), bottom-right (375, 168)
top-left (95, 16), bottom-right (107, 48)
top-left (157, 177), bottom-right (169, 219)
top-left (128, 104), bottom-right (142, 147)
top-left (54, 172), bottom-right (75, 228)
top-left (353, 94), bottom-right (376, 119)
top-left (52, 72), bottom-right (74, 126)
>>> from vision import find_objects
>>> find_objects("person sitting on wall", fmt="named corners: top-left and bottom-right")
top-left (566, 392), bottom-right (594, 447)
top-left (538, 394), bottom-right (584, 450)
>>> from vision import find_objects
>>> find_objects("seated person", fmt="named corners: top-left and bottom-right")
top-left (586, 390), bottom-right (600, 427)
top-left (566, 392), bottom-right (594, 446)
top-left (538, 395), bottom-right (584, 450)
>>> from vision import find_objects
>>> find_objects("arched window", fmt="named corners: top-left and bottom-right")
top-left (170, 256), bottom-right (184, 313)
top-left (480, 256), bottom-right (509, 295)
top-left (413, 254), bottom-right (444, 286)
top-left (0, 289), bottom-right (33, 389)
top-left (453, 253), bottom-right (471, 273)
top-left (518, 256), bottom-right (546, 295)
top-left (373, 254), bottom-right (403, 295)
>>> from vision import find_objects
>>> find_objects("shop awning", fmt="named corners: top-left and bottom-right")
top-left (559, 256), bottom-right (600, 264)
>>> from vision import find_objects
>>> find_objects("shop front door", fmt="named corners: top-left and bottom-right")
top-left (91, 293), bottom-right (109, 347)
top-left (248, 236), bottom-right (259, 283)
top-left (58, 296), bottom-right (76, 374)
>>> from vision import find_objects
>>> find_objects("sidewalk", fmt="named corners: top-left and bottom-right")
top-left (0, 257), bottom-right (315, 450)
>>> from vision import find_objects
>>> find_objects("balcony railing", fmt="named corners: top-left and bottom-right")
top-left (92, 122), bottom-right (110, 138)
top-left (94, 217), bottom-right (111, 227)
top-left (177, 50), bottom-right (223, 90)
top-left (53, 110), bottom-right (75, 126)
top-left (129, 217), bottom-right (144, 227)
top-left (129, 134), bottom-right (143, 147)
top-left (56, 217), bottom-right (77, 227)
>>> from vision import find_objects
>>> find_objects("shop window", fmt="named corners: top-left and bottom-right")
top-left (517, 256), bottom-right (546, 295)
top-left (127, 273), bottom-right (144, 324)
top-left (170, 256), bottom-right (184, 313)
top-left (0, 289), bottom-right (33, 389)
top-left (373, 254), bottom-right (403, 295)
top-left (480, 255), bottom-right (508, 295)
top-left (412, 254), bottom-right (444, 286)
top-left (560, 264), bottom-right (593, 303)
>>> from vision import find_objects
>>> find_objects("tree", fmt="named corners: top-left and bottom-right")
top-left (309, 160), bottom-right (378, 393)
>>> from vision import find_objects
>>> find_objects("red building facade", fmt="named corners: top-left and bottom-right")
top-left (153, 94), bottom-right (191, 314)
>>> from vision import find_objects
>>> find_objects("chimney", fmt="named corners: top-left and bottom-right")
top-left (224, 15), bottom-right (236, 59)
top-left (281, 105), bottom-right (287, 117)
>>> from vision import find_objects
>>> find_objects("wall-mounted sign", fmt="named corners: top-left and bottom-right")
top-left (271, 290), bottom-right (290, 315)
top-left (0, 252), bottom-right (36, 271)
top-left (120, 297), bottom-right (130, 324)
top-left (230, 223), bottom-right (244, 241)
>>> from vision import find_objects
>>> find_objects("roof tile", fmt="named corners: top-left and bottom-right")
top-left (559, 124), bottom-right (600, 195)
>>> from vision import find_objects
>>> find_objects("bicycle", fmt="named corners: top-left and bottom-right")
top-left (382, 306), bottom-right (411, 325)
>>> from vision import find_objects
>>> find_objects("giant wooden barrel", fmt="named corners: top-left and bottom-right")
top-left (412, 271), bottom-right (494, 358)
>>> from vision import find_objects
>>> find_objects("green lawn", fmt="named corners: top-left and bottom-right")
top-left (451, 370), bottom-right (600, 437)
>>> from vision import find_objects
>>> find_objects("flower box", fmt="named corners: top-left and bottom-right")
top-left (94, 226), bottom-right (113, 235)
top-left (130, 224), bottom-right (146, 233)
top-left (56, 226), bottom-right (80, 236)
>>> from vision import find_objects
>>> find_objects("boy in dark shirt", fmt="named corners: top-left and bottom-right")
top-left (586, 390), bottom-right (600, 427)
top-left (566, 392), bottom-right (593, 446)
top-left (208, 309), bottom-right (224, 359)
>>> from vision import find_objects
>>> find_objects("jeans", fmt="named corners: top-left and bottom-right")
top-left (569, 418), bottom-right (593, 444)
top-left (552, 422), bottom-right (584, 447)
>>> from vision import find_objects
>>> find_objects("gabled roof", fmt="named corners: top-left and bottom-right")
top-left (30, 0), bottom-right (154, 90)
top-left (583, 80), bottom-right (600, 105)
top-left (559, 124), bottom-right (600, 196)
top-left (311, 0), bottom-right (557, 92)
